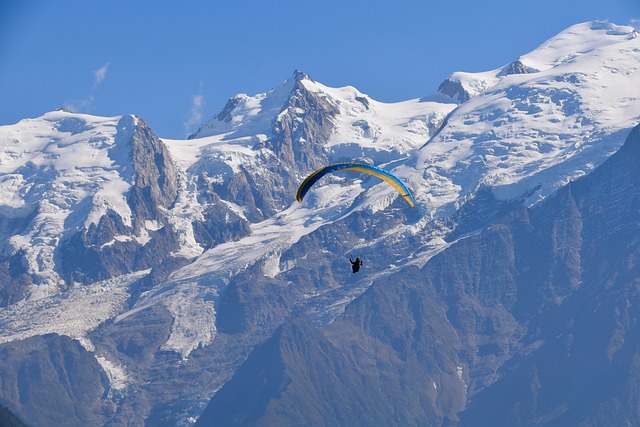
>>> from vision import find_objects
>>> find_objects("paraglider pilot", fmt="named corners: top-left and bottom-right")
top-left (350, 257), bottom-right (363, 273)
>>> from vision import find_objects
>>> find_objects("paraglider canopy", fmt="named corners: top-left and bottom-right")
top-left (296, 162), bottom-right (415, 208)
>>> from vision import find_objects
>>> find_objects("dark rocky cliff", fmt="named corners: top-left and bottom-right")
top-left (0, 334), bottom-right (114, 427)
top-left (57, 116), bottom-right (182, 284)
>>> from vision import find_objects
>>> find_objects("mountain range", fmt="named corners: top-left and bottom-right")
top-left (0, 21), bottom-right (639, 426)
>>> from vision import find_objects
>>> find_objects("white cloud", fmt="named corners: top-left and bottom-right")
top-left (63, 95), bottom-right (95, 113)
top-left (94, 63), bottom-right (110, 87)
top-left (184, 89), bottom-right (205, 137)
top-left (64, 64), bottom-right (109, 113)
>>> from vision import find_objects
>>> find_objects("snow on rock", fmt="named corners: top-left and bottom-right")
top-left (189, 71), bottom-right (455, 169)
top-left (414, 21), bottom-right (640, 214)
top-left (129, 185), bottom-right (363, 358)
top-left (437, 70), bottom-right (501, 103)
top-left (297, 74), bottom-right (456, 163)
top-left (0, 111), bottom-right (135, 297)
top-left (96, 355), bottom-right (130, 391)
top-left (0, 268), bottom-right (145, 391)
top-left (190, 72), bottom-right (303, 139)
top-left (0, 270), bottom-right (146, 350)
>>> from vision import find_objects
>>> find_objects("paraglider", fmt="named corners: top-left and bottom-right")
top-left (349, 257), bottom-right (363, 273)
top-left (296, 162), bottom-right (415, 208)
top-left (297, 162), bottom-right (414, 274)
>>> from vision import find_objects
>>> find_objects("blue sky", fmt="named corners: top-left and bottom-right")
top-left (1, 0), bottom-right (637, 139)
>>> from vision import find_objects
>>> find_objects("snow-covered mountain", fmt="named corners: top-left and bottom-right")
top-left (421, 21), bottom-right (640, 209)
top-left (0, 21), bottom-right (639, 427)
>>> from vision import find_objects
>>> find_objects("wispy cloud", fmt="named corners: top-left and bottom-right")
top-left (64, 63), bottom-right (109, 114)
top-left (63, 95), bottom-right (95, 113)
top-left (184, 86), bottom-right (205, 137)
top-left (94, 63), bottom-right (110, 87)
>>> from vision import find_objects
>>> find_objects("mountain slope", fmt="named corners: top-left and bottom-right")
top-left (0, 333), bottom-right (115, 427)
top-left (197, 124), bottom-right (640, 426)
top-left (192, 24), bottom-right (638, 425)
top-left (458, 124), bottom-right (640, 426)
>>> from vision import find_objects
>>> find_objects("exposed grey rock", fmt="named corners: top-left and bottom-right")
top-left (58, 116), bottom-right (185, 284)
top-left (0, 334), bottom-right (114, 427)
top-left (0, 176), bottom-right (48, 303)
top-left (0, 404), bottom-right (29, 427)
top-left (266, 72), bottom-right (336, 171)
top-left (126, 116), bottom-right (178, 229)
top-left (194, 171), bottom-right (251, 245)
top-left (213, 96), bottom-right (243, 124)
top-left (500, 58), bottom-right (538, 75)
top-left (199, 267), bottom-right (466, 427)
top-left (213, 72), bottom-right (339, 221)
top-left (459, 127), bottom-right (640, 426)
top-left (355, 95), bottom-right (370, 110)
top-left (88, 303), bottom-right (177, 426)
top-left (0, 250), bottom-right (32, 307)
top-left (437, 77), bottom-right (471, 103)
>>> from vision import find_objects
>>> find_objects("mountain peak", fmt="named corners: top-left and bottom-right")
top-left (498, 58), bottom-right (539, 76)
top-left (436, 71), bottom-right (499, 103)
top-left (189, 70), bottom-right (316, 139)
top-left (290, 69), bottom-right (310, 84)
top-left (434, 20), bottom-right (638, 104)
top-left (518, 20), bottom-right (638, 72)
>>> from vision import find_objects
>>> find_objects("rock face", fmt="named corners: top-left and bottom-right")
top-left (127, 116), bottom-right (179, 227)
top-left (500, 58), bottom-right (537, 75)
top-left (265, 72), bottom-right (337, 170)
top-left (211, 72), bottom-right (339, 221)
top-left (53, 115), bottom-right (252, 287)
top-left (197, 269), bottom-right (466, 427)
top-left (0, 404), bottom-right (29, 427)
top-left (460, 125), bottom-right (640, 426)
top-left (0, 248), bottom-right (32, 306)
top-left (438, 77), bottom-right (473, 103)
top-left (197, 126), bottom-right (640, 426)
top-left (0, 334), bottom-right (114, 427)
top-left (58, 116), bottom-right (182, 284)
